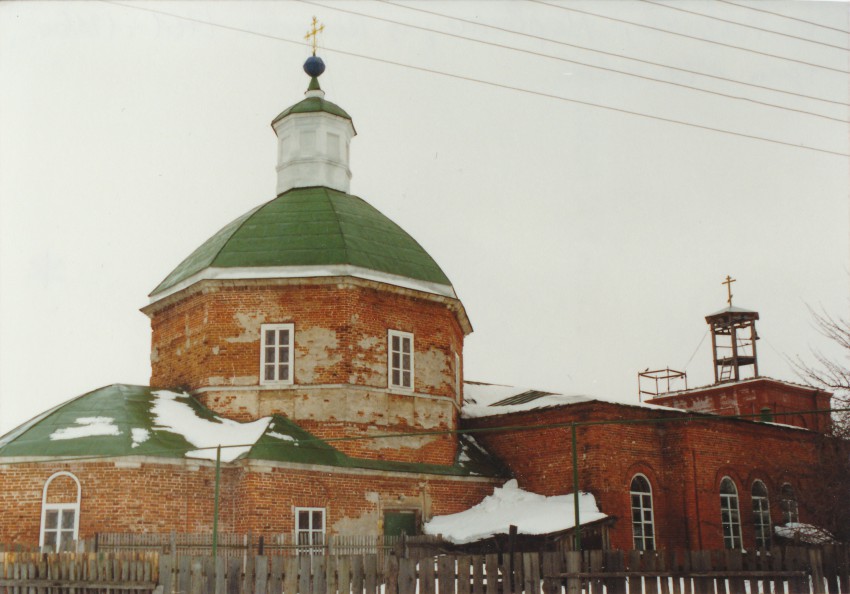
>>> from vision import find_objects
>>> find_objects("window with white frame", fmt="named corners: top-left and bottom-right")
top-left (630, 474), bottom-right (655, 551)
top-left (295, 507), bottom-right (325, 555)
top-left (720, 477), bottom-right (742, 549)
top-left (388, 330), bottom-right (413, 390)
top-left (780, 483), bottom-right (799, 524)
top-left (261, 323), bottom-right (294, 385)
top-left (40, 472), bottom-right (81, 552)
top-left (752, 480), bottom-right (771, 549)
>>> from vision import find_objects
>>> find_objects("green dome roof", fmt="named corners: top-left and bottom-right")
top-left (272, 95), bottom-right (352, 125)
top-left (150, 186), bottom-right (454, 298)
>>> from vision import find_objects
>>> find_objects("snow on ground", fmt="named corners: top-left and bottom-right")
top-left (49, 417), bottom-right (121, 440)
top-left (424, 479), bottom-right (606, 544)
top-left (151, 390), bottom-right (270, 462)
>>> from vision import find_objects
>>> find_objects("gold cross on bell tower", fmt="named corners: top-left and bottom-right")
top-left (305, 16), bottom-right (325, 56)
top-left (722, 275), bottom-right (736, 306)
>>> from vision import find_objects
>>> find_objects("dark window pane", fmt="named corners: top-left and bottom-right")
top-left (61, 510), bottom-right (75, 529)
top-left (402, 354), bottom-right (410, 370)
top-left (279, 365), bottom-right (288, 380)
top-left (392, 336), bottom-right (399, 351)
top-left (392, 370), bottom-right (400, 385)
top-left (45, 510), bottom-right (58, 529)
top-left (265, 347), bottom-right (276, 363)
top-left (44, 532), bottom-right (57, 550)
top-left (402, 371), bottom-right (410, 386)
top-left (265, 366), bottom-right (275, 381)
top-left (266, 330), bottom-right (276, 345)
top-left (312, 510), bottom-right (323, 528)
top-left (279, 330), bottom-right (289, 344)
top-left (392, 353), bottom-right (400, 368)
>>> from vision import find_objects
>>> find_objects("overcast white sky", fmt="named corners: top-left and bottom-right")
top-left (1, 1), bottom-right (848, 433)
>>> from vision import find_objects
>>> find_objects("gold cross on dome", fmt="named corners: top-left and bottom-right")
top-left (722, 275), bottom-right (736, 306)
top-left (305, 16), bottom-right (325, 56)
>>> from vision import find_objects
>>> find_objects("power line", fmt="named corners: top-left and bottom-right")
top-left (381, 0), bottom-right (848, 107)
top-left (530, 0), bottom-right (850, 75)
top-left (641, 0), bottom-right (850, 52)
top-left (305, 0), bottom-right (847, 123)
top-left (717, 0), bottom-right (850, 35)
top-left (99, 1), bottom-right (849, 158)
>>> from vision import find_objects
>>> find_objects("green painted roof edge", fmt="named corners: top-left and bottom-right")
top-left (272, 96), bottom-right (352, 125)
top-left (150, 205), bottom-right (264, 296)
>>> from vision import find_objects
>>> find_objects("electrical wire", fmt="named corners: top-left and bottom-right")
top-left (717, 0), bottom-right (850, 35)
top-left (530, 0), bottom-right (850, 74)
top-left (98, 1), bottom-right (850, 158)
top-left (304, 0), bottom-right (848, 123)
top-left (380, 0), bottom-right (848, 107)
top-left (681, 329), bottom-right (710, 371)
top-left (640, 0), bottom-right (850, 52)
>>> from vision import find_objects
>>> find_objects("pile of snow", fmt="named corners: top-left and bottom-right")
top-left (424, 480), bottom-right (606, 544)
top-left (50, 417), bottom-right (121, 441)
top-left (775, 523), bottom-right (836, 545)
top-left (151, 390), bottom-right (271, 462)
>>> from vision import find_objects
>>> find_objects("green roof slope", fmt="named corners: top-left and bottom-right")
top-left (0, 385), bottom-right (506, 478)
top-left (151, 187), bottom-right (453, 296)
top-left (0, 385), bottom-right (195, 459)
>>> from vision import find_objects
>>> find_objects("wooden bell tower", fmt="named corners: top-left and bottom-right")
top-left (706, 276), bottom-right (760, 384)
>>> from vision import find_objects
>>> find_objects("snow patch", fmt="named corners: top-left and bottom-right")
top-left (131, 428), bottom-right (150, 448)
top-left (49, 417), bottom-right (121, 441)
top-left (775, 523), bottom-right (836, 544)
top-left (424, 479), bottom-right (606, 544)
top-left (268, 431), bottom-right (296, 442)
top-left (151, 390), bottom-right (270, 462)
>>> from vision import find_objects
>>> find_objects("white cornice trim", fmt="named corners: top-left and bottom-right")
top-left (191, 383), bottom-right (462, 412)
top-left (149, 265), bottom-right (457, 304)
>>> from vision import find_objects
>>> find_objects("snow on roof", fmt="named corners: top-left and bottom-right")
top-left (50, 417), bottom-right (120, 441)
top-left (462, 381), bottom-right (680, 419)
top-left (424, 480), bottom-right (606, 544)
top-left (151, 390), bottom-right (271, 462)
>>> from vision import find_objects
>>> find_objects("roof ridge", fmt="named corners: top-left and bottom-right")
top-left (323, 187), bottom-right (352, 265)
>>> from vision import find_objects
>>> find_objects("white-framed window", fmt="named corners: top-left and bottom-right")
top-left (720, 477), bottom-right (742, 549)
top-left (780, 483), bottom-right (799, 524)
top-left (261, 323), bottom-right (294, 385)
top-left (388, 330), bottom-right (414, 390)
top-left (40, 471), bottom-right (81, 552)
top-left (630, 474), bottom-right (655, 551)
top-left (752, 480), bottom-right (771, 549)
top-left (295, 507), bottom-right (325, 555)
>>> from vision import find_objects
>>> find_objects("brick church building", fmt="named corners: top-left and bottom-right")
top-left (0, 54), bottom-right (836, 553)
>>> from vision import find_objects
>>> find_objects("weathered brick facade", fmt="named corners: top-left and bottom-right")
top-left (143, 278), bottom-right (469, 464)
top-left (464, 386), bottom-right (831, 552)
top-left (0, 459), bottom-right (498, 544)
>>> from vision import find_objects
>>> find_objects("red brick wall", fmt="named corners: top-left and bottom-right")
top-left (647, 379), bottom-right (832, 432)
top-left (147, 279), bottom-right (466, 465)
top-left (148, 281), bottom-right (464, 399)
top-left (0, 460), bottom-right (497, 546)
top-left (465, 401), bottom-right (823, 552)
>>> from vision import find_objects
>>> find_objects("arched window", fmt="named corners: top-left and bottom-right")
top-left (780, 483), bottom-right (799, 524)
top-left (40, 472), bottom-right (81, 551)
top-left (719, 477), bottom-right (742, 549)
top-left (630, 474), bottom-right (655, 550)
top-left (751, 481), bottom-right (771, 549)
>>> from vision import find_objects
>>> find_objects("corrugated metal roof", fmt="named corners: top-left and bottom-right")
top-left (150, 186), bottom-right (453, 297)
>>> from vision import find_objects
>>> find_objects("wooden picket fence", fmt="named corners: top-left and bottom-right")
top-left (2, 545), bottom-right (850, 593)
